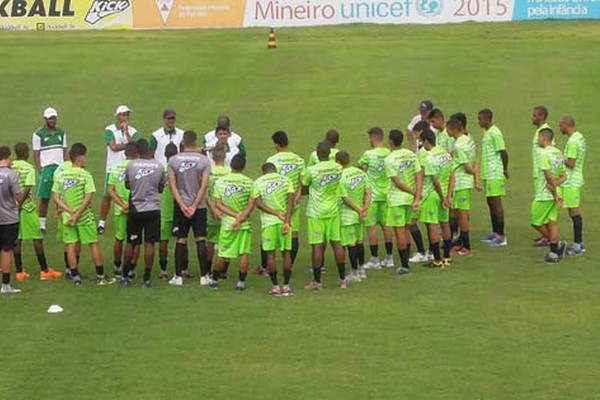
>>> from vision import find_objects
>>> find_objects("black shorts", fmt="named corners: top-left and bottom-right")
top-left (173, 207), bottom-right (207, 239)
top-left (127, 211), bottom-right (161, 244)
top-left (0, 223), bottom-right (18, 252)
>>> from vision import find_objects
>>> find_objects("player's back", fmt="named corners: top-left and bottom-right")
top-left (305, 160), bottom-right (342, 219)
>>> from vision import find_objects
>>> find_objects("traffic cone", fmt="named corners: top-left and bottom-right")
top-left (268, 28), bottom-right (277, 49)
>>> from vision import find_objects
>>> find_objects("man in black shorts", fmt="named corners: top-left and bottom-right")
top-left (0, 146), bottom-right (24, 294)
top-left (121, 139), bottom-right (165, 288)
top-left (168, 130), bottom-right (212, 286)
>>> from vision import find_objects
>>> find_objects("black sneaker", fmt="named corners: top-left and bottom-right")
top-left (73, 276), bottom-right (82, 285)
top-left (208, 280), bottom-right (219, 290)
top-left (114, 267), bottom-right (123, 278)
top-left (97, 225), bottom-right (105, 235)
top-left (119, 277), bottom-right (130, 286)
top-left (235, 284), bottom-right (245, 293)
top-left (142, 280), bottom-right (152, 289)
top-left (397, 267), bottom-right (412, 275)
top-left (127, 270), bottom-right (136, 280)
top-left (65, 269), bottom-right (73, 280)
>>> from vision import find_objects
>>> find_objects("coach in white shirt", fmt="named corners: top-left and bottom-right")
top-left (203, 115), bottom-right (246, 158)
top-left (407, 100), bottom-right (434, 131)
top-left (150, 108), bottom-right (184, 164)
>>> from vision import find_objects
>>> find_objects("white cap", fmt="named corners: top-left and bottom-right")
top-left (115, 105), bottom-right (132, 116)
top-left (43, 107), bottom-right (58, 119)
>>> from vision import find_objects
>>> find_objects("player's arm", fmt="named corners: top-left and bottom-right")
top-left (342, 196), bottom-right (362, 215)
top-left (215, 198), bottom-right (238, 219)
top-left (108, 184), bottom-right (127, 213)
top-left (390, 176), bottom-right (416, 196)
top-left (255, 196), bottom-right (285, 221)
top-left (17, 186), bottom-right (31, 209)
top-left (169, 172), bottom-right (188, 213)
top-left (237, 196), bottom-right (255, 224)
top-left (431, 175), bottom-right (444, 200)
top-left (473, 161), bottom-right (483, 192)
top-left (70, 193), bottom-right (93, 224)
top-left (190, 172), bottom-right (210, 210)
top-left (500, 150), bottom-right (509, 178)
top-left (284, 193), bottom-right (294, 226)
top-left (543, 169), bottom-right (563, 206)
top-left (564, 158), bottom-right (576, 169)
top-left (205, 193), bottom-right (219, 219)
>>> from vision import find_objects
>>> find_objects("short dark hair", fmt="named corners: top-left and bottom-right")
top-left (164, 143), bottom-right (178, 160)
top-left (69, 142), bottom-right (87, 161)
top-left (428, 108), bottom-right (444, 120)
top-left (0, 146), bottom-right (11, 161)
top-left (389, 129), bottom-right (404, 146)
top-left (217, 115), bottom-right (231, 128)
top-left (271, 130), bottom-right (289, 147)
top-left (413, 120), bottom-right (429, 132)
top-left (479, 108), bottom-right (493, 120)
top-left (136, 138), bottom-right (151, 157)
top-left (183, 130), bottom-right (197, 147)
top-left (446, 118), bottom-right (464, 131)
top-left (534, 106), bottom-right (549, 119)
top-left (14, 142), bottom-right (28, 159)
top-left (367, 127), bottom-right (384, 140)
top-left (335, 150), bottom-right (350, 166)
top-left (420, 129), bottom-right (436, 146)
top-left (325, 129), bottom-right (339, 145)
top-left (215, 125), bottom-right (230, 135)
top-left (262, 162), bottom-right (277, 174)
top-left (316, 141), bottom-right (331, 161)
top-left (230, 154), bottom-right (246, 172)
top-left (538, 128), bottom-right (554, 141)
top-left (212, 144), bottom-right (226, 162)
top-left (124, 141), bottom-right (138, 158)
top-left (450, 112), bottom-right (467, 129)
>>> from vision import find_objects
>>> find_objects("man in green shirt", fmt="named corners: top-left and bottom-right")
top-left (13, 142), bottom-right (62, 281)
top-left (531, 129), bottom-right (567, 263)
top-left (307, 129), bottom-right (340, 167)
top-left (385, 130), bottom-right (422, 275)
top-left (559, 116), bottom-right (586, 256)
top-left (157, 143), bottom-right (179, 279)
top-left (428, 108), bottom-right (453, 153)
top-left (302, 142), bottom-right (347, 291)
top-left (337, 151), bottom-right (370, 282)
top-left (419, 130), bottom-right (455, 268)
top-left (358, 127), bottom-right (394, 269)
top-left (210, 155), bottom-right (255, 292)
top-left (531, 106), bottom-right (552, 247)
top-left (447, 118), bottom-right (480, 256)
top-left (253, 163), bottom-right (295, 296)
top-left (52, 143), bottom-right (115, 286)
top-left (478, 109), bottom-right (509, 246)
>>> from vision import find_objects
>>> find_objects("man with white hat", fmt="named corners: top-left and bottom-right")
top-left (150, 108), bottom-right (184, 164)
top-left (98, 105), bottom-right (140, 234)
top-left (32, 107), bottom-right (68, 234)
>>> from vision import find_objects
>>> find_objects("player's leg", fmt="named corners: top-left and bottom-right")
top-left (97, 174), bottom-right (112, 234)
top-left (209, 255), bottom-right (229, 289)
top-left (266, 250), bottom-right (280, 294)
top-left (441, 221), bottom-right (452, 265)
top-left (455, 210), bottom-right (472, 254)
top-left (158, 215), bottom-right (172, 279)
top-left (381, 222), bottom-right (394, 268)
top-left (564, 187), bottom-right (584, 255)
top-left (121, 212), bottom-right (142, 285)
top-left (235, 230), bottom-right (252, 292)
top-left (191, 209), bottom-right (210, 283)
top-left (545, 220), bottom-right (561, 263)
top-left (14, 238), bottom-right (29, 281)
top-left (38, 199), bottom-right (49, 233)
top-left (291, 206), bottom-right (300, 264)
top-left (34, 238), bottom-right (60, 279)
top-left (408, 219), bottom-right (428, 263)
top-left (427, 223), bottom-right (442, 267)
top-left (1, 223), bottom-right (21, 294)
top-left (282, 250), bottom-right (293, 295)
top-left (140, 211), bottom-right (160, 287)
top-left (365, 201), bottom-right (381, 269)
top-left (170, 206), bottom-right (189, 286)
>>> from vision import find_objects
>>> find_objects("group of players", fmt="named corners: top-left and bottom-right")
top-left (0, 101), bottom-right (586, 295)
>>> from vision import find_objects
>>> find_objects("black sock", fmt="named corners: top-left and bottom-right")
top-left (64, 252), bottom-right (69, 270)
top-left (313, 267), bottom-right (322, 283)
top-left (36, 253), bottom-right (48, 272)
top-left (550, 242), bottom-right (558, 254)
top-left (71, 268), bottom-right (80, 277)
top-left (260, 248), bottom-right (267, 268)
top-left (269, 272), bottom-right (278, 286)
top-left (122, 264), bottom-right (131, 277)
top-left (409, 225), bottom-right (425, 254)
top-left (357, 244), bottom-right (365, 266)
top-left (460, 231), bottom-right (471, 250)
top-left (2, 272), bottom-right (9, 284)
top-left (159, 259), bottom-right (167, 271)
top-left (399, 248), bottom-right (410, 268)
top-left (572, 214), bottom-right (583, 243)
top-left (196, 240), bottom-right (208, 276)
top-left (175, 243), bottom-right (186, 277)
top-left (491, 213), bottom-right (498, 234)
top-left (14, 253), bottom-right (22, 273)
top-left (497, 218), bottom-right (505, 236)
top-left (239, 272), bottom-right (247, 282)
top-left (223, 261), bottom-right (230, 274)
top-left (283, 269), bottom-right (292, 285)
top-left (369, 244), bottom-right (378, 258)
top-left (348, 245), bottom-right (359, 270)
top-left (183, 245), bottom-right (189, 271)
top-left (450, 217), bottom-right (458, 237)
top-left (114, 260), bottom-right (122, 268)
top-left (143, 268), bottom-right (151, 281)
top-left (76, 255), bottom-right (80, 266)
top-left (207, 259), bottom-right (213, 275)
top-left (443, 240), bottom-right (452, 258)
top-left (95, 265), bottom-right (105, 277)
top-left (337, 262), bottom-right (346, 280)
top-left (291, 237), bottom-right (299, 264)
top-left (431, 242), bottom-right (441, 261)
top-left (385, 242), bottom-right (393, 256)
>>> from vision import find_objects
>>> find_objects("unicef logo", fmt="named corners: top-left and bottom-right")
top-left (416, 0), bottom-right (443, 17)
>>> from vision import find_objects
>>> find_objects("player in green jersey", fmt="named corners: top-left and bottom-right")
top-left (385, 130), bottom-right (422, 275)
top-left (302, 142), bottom-right (347, 291)
top-left (210, 155), bottom-right (255, 292)
top-left (307, 129), bottom-right (340, 167)
top-left (478, 109), bottom-right (509, 247)
top-left (206, 145), bottom-right (231, 279)
top-left (158, 143), bottom-right (179, 279)
top-left (531, 129), bottom-right (567, 263)
top-left (428, 109), bottom-right (453, 153)
top-left (108, 142), bottom-right (139, 279)
top-left (447, 118), bottom-right (480, 256)
top-left (419, 130), bottom-right (455, 268)
top-left (559, 116), bottom-right (586, 256)
top-left (253, 163), bottom-right (295, 296)
top-left (52, 143), bottom-right (115, 285)
top-left (336, 151), bottom-right (371, 282)
top-left (531, 106), bottom-right (552, 247)
top-left (358, 127), bottom-right (394, 269)
top-left (12, 143), bottom-right (62, 281)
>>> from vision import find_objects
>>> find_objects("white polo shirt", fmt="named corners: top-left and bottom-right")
top-left (105, 123), bottom-right (139, 173)
top-left (151, 127), bottom-right (184, 164)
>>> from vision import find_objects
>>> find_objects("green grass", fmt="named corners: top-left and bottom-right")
top-left (1, 21), bottom-right (600, 399)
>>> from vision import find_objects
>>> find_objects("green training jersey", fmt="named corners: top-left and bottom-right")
top-left (536, 146), bottom-right (565, 201)
top-left (307, 148), bottom-right (339, 167)
top-left (453, 134), bottom-right (477, 191)
top-left (161, 163), bottom-right (174, 221)
top-left (384, 149), bottom-right (421, 207)
top-left (563, 131), bottom-right (586, 188)
top-left (213, 173), bottom-right (254, 231)
top-left (108, 159), bottom-right (130, 216)
top-left (436, 129), bottom-right (453, 153)
top-left (207, 165), bottom-right (231, 226)
top-left (52, 166), bottom-right (96, 226)
top-left (266, 151), bottom-right (306, 193)
top-left (338, 166), bottom-right (368, 226)
top-left (422, 146), bottom-right (453, 199)
top-left (31, 126), bottom-right (67, 168)
top-left (302, 160), bottom-right (342, 219)
top-left (532, 123), bottom-right (551, 177)
top-left (480, 125), bottom-right (506, 180)
top-left (253, 173), bottom-right (294, 228)
top-left (358, 147), bottom-right (391, 202)
top-left (12, 160), bottom-right (37, 213)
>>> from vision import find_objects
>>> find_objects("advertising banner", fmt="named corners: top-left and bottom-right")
top-left (133, 0), bottom-right (245, 28)
top-left (0, 0), bottom-right (132, 31)
top-left (513, 0), bottom-right (600, 21)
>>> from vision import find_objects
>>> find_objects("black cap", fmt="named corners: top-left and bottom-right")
top-left (163, 108), bottom-right (176, 119)
top-left (419, 100), bottom-right (434, 111)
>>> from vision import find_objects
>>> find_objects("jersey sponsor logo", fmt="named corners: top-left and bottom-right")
top-left (225, 185), bottom-right (245, 197)
top-left (280, 163), bottom-right (299, 175)
top-left (439, 154), bottom-right (452, 168)
top-left (266, 180), bottom-right (284, 194)
top-left (397, 159), bottom-right (414, 173)
top-left (118, 171), bottom-right (126, 182)
top-left (551, 156), bottom-right (564, 169)
top-left (319, 173), bottom-right (340, 186)
top-left (85, 0), bottom-right (130, 24)
top-left (63, 178), bottom-right (79, 191)
top-left (178, 161), bottom-right (197, 173)
top-left (135, 168), bottom-right (156, 180)
top-left (376, 162), bottom-right (385, 172)
top-left (349, 176), bottom-right (364, 191)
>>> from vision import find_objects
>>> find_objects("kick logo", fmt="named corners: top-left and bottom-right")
top-left (280, 163), bottom-right (299, 175)
top-left (349, 176), bottom-right (364, 191)
top-left (178, 161), bottom-right (197, 173)
top-left (225, 185), bottom-right (245, 197)
top-left (266, 180), bottom-right (284, 194)
top-left (85, 0), bottom-right (131, 25)
top-left (320, 173), bottom-right (339, 187)
top-left (118, 171), bottom-right (126, 182)
top-left (63, 179), bottom-right (79, 191)
top-left (155, 0), bottom-right (175, 24)
top-left (135, 168), bottom-right (155, 180)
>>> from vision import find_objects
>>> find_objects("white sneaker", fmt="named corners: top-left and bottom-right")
top-left (200, 275), bottom-right (211, 286)
top-left (365, 258), bottom-right (382, 270)
top-left (409, 252), bottom-right (428, 263)
top-left (1, 284), bottom-right (22, 294)
top-left (359, 267), bottom-right (367, 279)
top-left (346, 272), bottom-right (362, 283)
top-left (426, 251), bottom-right (434, 261)
top-left (168, 276), bottom-right (183, 286)
top-left (383, 256), bottom-right (395, 268)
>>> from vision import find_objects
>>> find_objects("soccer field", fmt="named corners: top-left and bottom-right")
top-left (1, 21), bottom-right (599, 399)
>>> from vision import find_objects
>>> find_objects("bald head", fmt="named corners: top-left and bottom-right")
top-left (217, 115), bottom-right (230, 129)
top-left (559, 115), bottom-right (576, 136)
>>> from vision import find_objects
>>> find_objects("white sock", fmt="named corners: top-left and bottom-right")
top-left (98, 220), bottom-right (105, 227)
top-left (39, 217), bottom-right (47, 229)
